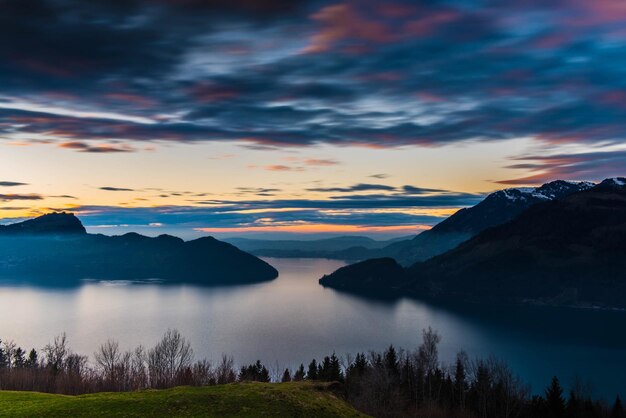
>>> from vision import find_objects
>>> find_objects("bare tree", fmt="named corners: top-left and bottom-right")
top-left (43, 333), bottom-right (70, 375)
top-left (94, 339), bottom-right (121, 388)
top-left (215, 354), bottom-right (236, 384)
top-left (148, 329), bottom-right (194, 388)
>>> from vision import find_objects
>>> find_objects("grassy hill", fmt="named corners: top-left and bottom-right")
top-left (0, 382), bottom-right (368, 417)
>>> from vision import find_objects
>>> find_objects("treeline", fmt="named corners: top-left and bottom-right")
top-left (0, 328), bottom-right (623, 418)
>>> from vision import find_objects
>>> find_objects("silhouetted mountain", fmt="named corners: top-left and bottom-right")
top-left (223, 235), bottom-right (409, 259)
top-left (0, 212), bottom-right (86, 236)
top-left (320, 179), bottom-right (626, 308)
top-left (0, 213), bottom-right (278, 284)
top-left (382, 180), bottom-right (595, 265)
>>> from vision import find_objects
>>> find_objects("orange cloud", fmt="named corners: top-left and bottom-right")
top-left (195, 223), bottom-right (431, 234)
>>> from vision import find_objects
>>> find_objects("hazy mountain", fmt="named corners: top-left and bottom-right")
top-left (321, 179), bottom-right (626, 308)
top-left (0, 213), bottom-right (278, 284)
top-left (223, 235), bottom-right (410, 259)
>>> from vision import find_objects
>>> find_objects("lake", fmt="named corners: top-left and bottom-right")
top-left (1, 257), bottom-right (625, 399)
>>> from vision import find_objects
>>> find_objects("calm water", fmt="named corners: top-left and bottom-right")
top-left (1, 257), bottom-right (625, 399)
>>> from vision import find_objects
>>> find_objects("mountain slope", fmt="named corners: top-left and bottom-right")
top-left (403, 177), bottom-right (626, 307)
top-left (0, 213), bottom-right (278, 284)
top-left (383, 180), bottom-right (595, 265)
top-left (320, 178), bottom-right (626, 308)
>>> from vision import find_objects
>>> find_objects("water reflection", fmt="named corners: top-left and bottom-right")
top-left (0, 257), bottom-right (624, 399)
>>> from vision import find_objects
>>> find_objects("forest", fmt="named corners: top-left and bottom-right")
top-left (0, 328), bottom-right (622, 418)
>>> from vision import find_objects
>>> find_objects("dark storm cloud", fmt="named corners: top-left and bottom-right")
top-left (2, 0), bottom-right (626, 155)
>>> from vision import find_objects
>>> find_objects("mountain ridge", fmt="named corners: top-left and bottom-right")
top-left (320, 178), bottom-right (626, 308)
top-left (0, 213), bottom-right (278, 284)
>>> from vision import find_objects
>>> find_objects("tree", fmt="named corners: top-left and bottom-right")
top-left (43, 333), bottom-right (70, 374)
top-left (95, 339), bottom-right (122, 386)
top-left (293, 364), bottom-right (305, 381)
top-left (215, 355), bottom-right (236, 384)
top-left (384, 345), bottom-right (399, 381)
top-left (545, 376), bottom-right (566, 418)
top-left (148, 329), bottom-right (194, 388)
top-left (307, 359), bottom-right (318, 380)
top-left (25, 349), bottom-right (38, 368)
top-left (612, 396), bottom-right (625, 418)
top-left (0, 340), bottom-right (8, 369)
top-left (239, 360), bottom-right (270, 382)
top-left (454, 351), bottom-right (468, 408)
top-left (281, 368), bottom-right (291, 382)
top-left (12, 347), bottom-right (25, 368)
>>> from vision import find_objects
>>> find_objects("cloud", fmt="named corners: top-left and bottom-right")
top-left (0, 0), bottom-right (625, 160)
top-left (0, 194), bottom-right (43, 201)
top-left (99, 187), bottom-right (135, 192)
top-left (303, 158), bottom-right (339, 166)
top-left (59, 141), bottom-right (135, 153)
top-left (263, 165), bottom-right (305, 172)
top-left (0, 181), bottom-right (28, 187)
top-left (497, 149), bottom-right (626, 185)
top-left (69, 191), bottom-right (482, 236)
top-left (49, 195), bottom-right (78, 199)
top-left (307, 183), bottom-right (396, 193)
top-left (369, 173), bottom-right (389, 179)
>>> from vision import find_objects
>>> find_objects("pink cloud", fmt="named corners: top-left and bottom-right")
top-left (303, 3), bottom-right (392, 54)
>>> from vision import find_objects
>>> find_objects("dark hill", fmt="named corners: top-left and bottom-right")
top-left (0, 213), bottom-right (278, 284)
top-left (404, 177), bottom-right (626, 307)
top-left (320, 178), bottom-right (626, 308)
top-left (319, 258), bottom-right (406, 292)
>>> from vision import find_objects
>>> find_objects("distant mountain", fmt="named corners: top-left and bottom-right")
top-left (0, 212), bottom-right (86, 235)
top-left (320, 179), bottom-right (626, 308)
top-left (381, 180), bottom-right (595, 265)
top-left (223, 236), bottom-right (409, 259)
top-left (0, 213), bottom-right (278, 284)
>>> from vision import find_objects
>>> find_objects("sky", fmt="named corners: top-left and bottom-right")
top-left (1, 0), bottom-right (626, 239)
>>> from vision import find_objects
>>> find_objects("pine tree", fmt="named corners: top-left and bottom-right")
top-left (329, 353), bottom-right (343, 382)
top-left (12, 347), bottom-right (25, 368)
top-left (293, 364), bottom-right (305, 381)
top-left (384, 345), bottom-right (399, 381)
top-left (0, 340), bottom-right (7, 369)
top-left (25, 349), bottom-right (38, 368)
top-left (545, 376), bottom-right (566, 418)
top-left (612, 396), bottom-right (625, 418)
top-left (281, 368), bottom-right (291, 382)
top-left (454, 353), bottom-right (467, 408)
top-left (306, 359), bottom-right (318, 380)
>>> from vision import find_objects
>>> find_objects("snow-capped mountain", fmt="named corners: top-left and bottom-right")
top-left (384, 180), bottom-right (595, 265)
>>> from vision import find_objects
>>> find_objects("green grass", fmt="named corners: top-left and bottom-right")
top-left (0, 382), bottom-right (369, 417)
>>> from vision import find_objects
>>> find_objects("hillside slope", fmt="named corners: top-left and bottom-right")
top-left (404, 177), bottom-right (626, 307)
top-left (0, 383), bottom-right (368, 418)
